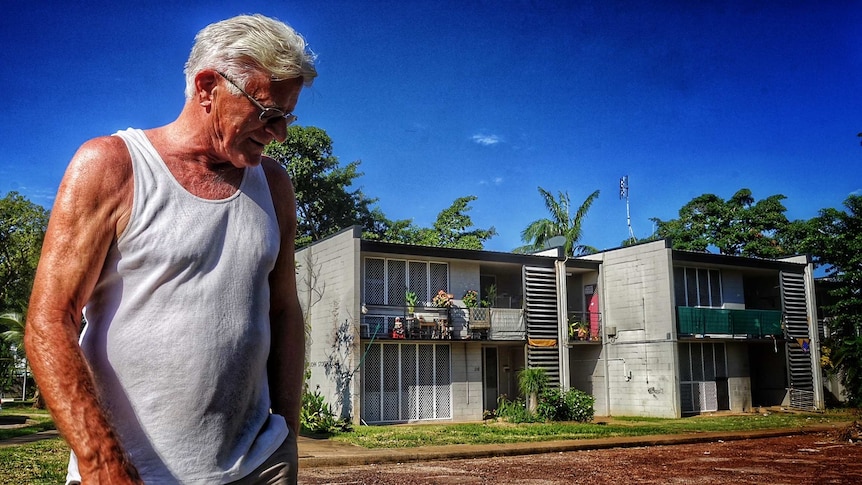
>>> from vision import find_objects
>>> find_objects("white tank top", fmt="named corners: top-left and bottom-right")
top-left (68, 128), bottom-right (288, 484)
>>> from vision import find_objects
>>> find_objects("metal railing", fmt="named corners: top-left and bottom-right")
top-left (360, 305), bottom-right (525, 341)
top-left (677, 307), bottom-right (782, 338)
top-left (567, 311), bottom-right (602, 343)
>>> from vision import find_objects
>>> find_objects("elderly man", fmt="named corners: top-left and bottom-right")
top-left (25, 14), bottom-right (315, 485)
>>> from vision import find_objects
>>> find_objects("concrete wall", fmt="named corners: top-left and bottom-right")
top-left (296, 229), bottom-right (362, 422)
top-left (595, 241), bottom-right (680, 417)
top-left (450, 342), bottom-right (485, 421)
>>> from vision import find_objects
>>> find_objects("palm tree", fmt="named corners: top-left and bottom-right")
top-left (0, 312), bottom-right (24, 349)
top-left (0, 311), bottom-right (41, 407)
top-left (517, 188), bottom-right (600, 257)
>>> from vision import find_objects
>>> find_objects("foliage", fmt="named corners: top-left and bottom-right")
top-left (494, 395), bottom-right (539, 423)
top-left (803, 195), bottom-right (862, 405)
top-left (518, 367), bottom-right (548, 414)
top-left (482, 284), bottom-right (497, 308)
top-left (265, 126), bottom-right (381, 248)
top-left (568, 315), bottom-right (589, 340)
top-left (462, 290), bottom-right (479, 308)
top-left (379, 196), bottom-right (497, 250)
top-left (405, 290), bottom-right (419, 312)
top-left (0, 312), bottom-right (25, 398)
top-left (516, 187), bottom-right (600, 256)
top-left (431, 290), bottom-right (453, 308)
top-left (0, 191), bottom-right (49, 312)
top-left (518, 367), bottom-right (549, 397)
top-left (650, 188), bottom-right (799, 258)
top-left (536, 387), bottom-right (595, 422)
top-left (300, 386), bottom-right (352, 435)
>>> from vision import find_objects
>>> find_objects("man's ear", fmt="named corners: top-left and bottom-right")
top-left (195, 70), bottom-right (219, 107)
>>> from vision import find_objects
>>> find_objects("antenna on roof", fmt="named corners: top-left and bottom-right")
top-left (620, 175), bottom-right (636, 243)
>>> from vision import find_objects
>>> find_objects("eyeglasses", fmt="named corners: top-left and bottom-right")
top-left (216, 71), bottom-right (297, 125)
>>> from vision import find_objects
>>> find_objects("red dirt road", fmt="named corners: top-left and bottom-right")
top-left (299, 431), bottom-right (862, 484)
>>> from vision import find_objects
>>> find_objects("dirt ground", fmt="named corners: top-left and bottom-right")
top-left (299, 425), bottom-right (862, 484)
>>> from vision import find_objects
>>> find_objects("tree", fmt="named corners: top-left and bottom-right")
top-left (516, 188), bottom-right (600, 257)
top-left (369, 196), bottom-right (497, 250)
top-left (0, 311), bottom-right (40, 406)
top-left (0, 192), bottom-right (49, 312)
top-left (651, 188), bottom-right (796, 258)
top-left (265, 126), bottom-right (381, 248)
top-left (804, 195), bottom-right (862, 405)
top-left (518, 367), bottom-right (548, 415)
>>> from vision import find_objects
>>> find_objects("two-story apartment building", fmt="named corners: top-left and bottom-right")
top-left (297, 227), bottom-right (823, 423)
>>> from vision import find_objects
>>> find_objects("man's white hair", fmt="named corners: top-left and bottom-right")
top-left (183, 14), bottom-right (317, 100)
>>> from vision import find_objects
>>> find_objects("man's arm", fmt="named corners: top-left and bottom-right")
top-left (24, 137), bottom-right (141, 483)
top-left (263, 158), bottom-right (306, 435)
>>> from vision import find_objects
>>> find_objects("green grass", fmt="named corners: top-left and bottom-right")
top-left (0, 403), bottom-right (55, 441)
top-left (0, 407), bottom-right (854, 484)
top-left (330, 411), bottom-right (855, 448)
top-left (0, 438), bottom-right (68, 485)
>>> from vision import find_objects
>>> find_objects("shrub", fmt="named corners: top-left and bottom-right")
top-left (495, 395), bottom-right (543, 423)
top-left (300, 386), bottom-right (352, 434)
top-left (537, 387), bottom-right (595, 422)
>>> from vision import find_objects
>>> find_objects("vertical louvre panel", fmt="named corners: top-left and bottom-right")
top-left (402, 345), bottom-right (417, 420)
top-left (679, 343), bottom-right (725, 414)
top-left (674, 267), bottom-right (686, 306)
top-left (361, 344), bottom-right (381, 423)
top-left (709, 270), bottom-right (722, 307)
top-left (429, 263), bottom-right (448, 300)
top-left (382, 345), bottom-right (400, 421)
top-left (409, 261), bottom-right (428, 304)
top-left (686, 268), bottom-right (698, 307)
top-left (782, 271), bottom-right (815, 408)
top-left (387, 260), bottom-right (406, 305)
top-left (435, 345), bottom-right (452, 419)
top-left (691, 344), bottom-right (704, 381)
top-left (365, 258), bottom-right (385, 305)
top-left (524, 266), bottom-right (561, 387)
top-left (703, 344), bottom-right (716, 381)
top-left (418, 345), bottom-right (435, 420)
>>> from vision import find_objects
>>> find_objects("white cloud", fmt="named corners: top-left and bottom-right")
top-left (472, 133), bottom-right (502, 146)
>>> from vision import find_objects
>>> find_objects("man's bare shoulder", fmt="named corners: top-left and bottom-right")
top-left (55, 135), bottom-right (134, 234)
top-left (64, 135), bottom-right (133, 191)
top-left (260, 156), bottom-right (295, 201)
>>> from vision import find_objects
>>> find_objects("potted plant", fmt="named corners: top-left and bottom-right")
top-left (569, 315), bottom-right (589, 340)
top-left (462, 289), bottom-right (479, 309)
top-left (481, 284), bottom-right (497, 308)
top-left (405, 290), bottom-right (418, 315)
top-left (431, 290), bottom-right (453, 308)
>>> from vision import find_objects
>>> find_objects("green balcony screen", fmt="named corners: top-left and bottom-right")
top-left (677, 307), bottom-right (782, 337)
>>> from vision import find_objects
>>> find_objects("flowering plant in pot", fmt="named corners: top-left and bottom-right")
top-left (462, 289), bottom-right (479, 309)
top-left (431, 290), bottom-right (453, 308)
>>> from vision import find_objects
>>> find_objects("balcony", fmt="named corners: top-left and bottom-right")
top-left (677, 307), bottom-right (783, 339)
top-left (360, 305), bottom-right (525, 341)
top-left (567, 311), bottom-right (602, 343)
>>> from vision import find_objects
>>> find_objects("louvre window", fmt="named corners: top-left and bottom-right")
top-left (364, 257), bottom-right (449, 305)
top-left (674, 267), bottom-right (723, 307)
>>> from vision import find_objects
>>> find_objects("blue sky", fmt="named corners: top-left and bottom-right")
top-left (2, 1), bottom-right (860, 254)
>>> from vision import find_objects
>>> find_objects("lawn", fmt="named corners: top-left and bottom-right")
top-left (0, 406), bottom-right (854, 484)
top-left (329, 411), bottom-right (854, 448)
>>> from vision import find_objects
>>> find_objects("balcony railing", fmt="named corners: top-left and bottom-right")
top-left (677, 307), bottom-right (783, 338)
top-left (567, 311), bottom-right (602, 343)
top-left (360, 305), bottom-right (525, 341)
